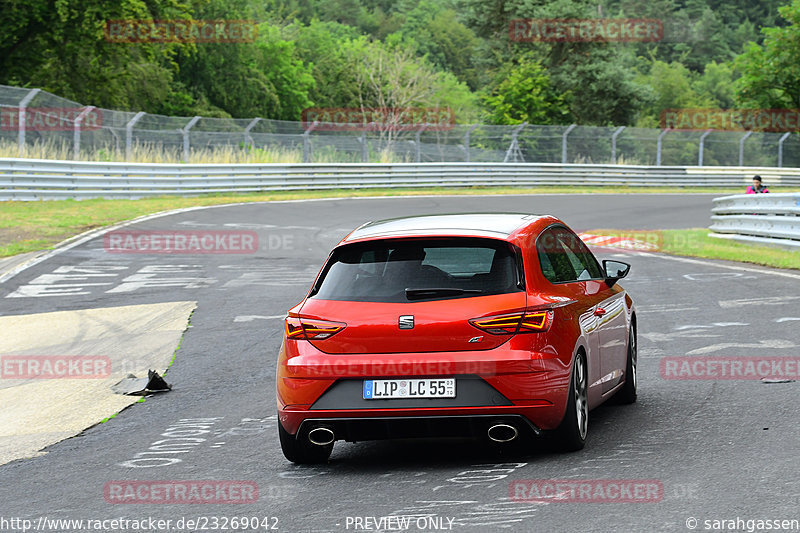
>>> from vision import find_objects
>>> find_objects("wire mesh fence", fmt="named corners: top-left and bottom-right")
top-left (1, 84), bottom-right (798, 167)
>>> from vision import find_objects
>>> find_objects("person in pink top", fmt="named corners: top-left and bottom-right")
top-left (746, 175), bottom-right (769, 194)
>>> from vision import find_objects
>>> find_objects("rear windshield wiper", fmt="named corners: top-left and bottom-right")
top-left (405, 288), bottom-right (484, 300)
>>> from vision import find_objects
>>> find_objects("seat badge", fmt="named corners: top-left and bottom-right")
top-left (468, 336), bottom-right (483, 343)
top-left (399, 315), bottom-right (415, 329)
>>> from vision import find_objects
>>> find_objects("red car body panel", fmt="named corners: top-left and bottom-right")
top-left (276, 214), bottom-right (634, 440)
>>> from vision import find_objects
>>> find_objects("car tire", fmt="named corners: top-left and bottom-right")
top-left (554, 351), bottom-right (588, 452)
top-left (617, 325), bottom-right (637, 404)
top-left (278, 422), bottom-right (333, 464)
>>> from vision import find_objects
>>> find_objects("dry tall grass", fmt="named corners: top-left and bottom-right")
top-left (0, 139), bottom-right (415, 164)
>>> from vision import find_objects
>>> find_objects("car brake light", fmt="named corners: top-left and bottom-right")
top-left (285, 317), bottom-right (346, 340)
top-left (470, 309), bottom-right (553, 335)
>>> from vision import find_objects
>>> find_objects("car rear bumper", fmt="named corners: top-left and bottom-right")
top-left (278, 403), bottom-right (561, 436)
top-left (276, 338), bottom-right (574, 436)
top-left (291, 414), bottom-right (541, 442)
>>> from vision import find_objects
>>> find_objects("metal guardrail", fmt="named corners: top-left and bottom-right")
top-left (2, 158), bottom-right (800, 201)
top-left (710, 193), bottom-right (800, 249)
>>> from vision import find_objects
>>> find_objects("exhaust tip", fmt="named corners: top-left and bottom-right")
top-left (308, 427), bottom-right (335, 446)
top-left (488, 423), bottom-right (518, 443)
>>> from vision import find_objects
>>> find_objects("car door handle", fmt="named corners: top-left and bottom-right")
top-left (594, 307), bottom-right (606, 317)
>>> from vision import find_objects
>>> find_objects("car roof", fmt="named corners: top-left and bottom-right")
top-left (341, 213), bottom-right (548, 243)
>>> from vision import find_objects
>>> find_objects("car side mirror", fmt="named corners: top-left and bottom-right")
top-left (603, 260), bottom-right (630, 286)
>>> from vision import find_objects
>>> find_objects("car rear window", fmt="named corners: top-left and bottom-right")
top-left (311, 238), bottom-right (523, 302)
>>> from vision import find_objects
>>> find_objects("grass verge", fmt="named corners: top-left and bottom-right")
top-left (587, 228), bottom-right (800, 270)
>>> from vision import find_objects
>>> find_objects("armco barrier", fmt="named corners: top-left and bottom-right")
top-left (710, 193), bottom-right (800, 249)
top-left (1, 158), bottom-right (800, 201)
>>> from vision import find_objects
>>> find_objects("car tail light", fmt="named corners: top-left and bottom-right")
top-left (470, 309), bottom-right (553, 335)
top-left (285, 317), bottom-right (346, 340)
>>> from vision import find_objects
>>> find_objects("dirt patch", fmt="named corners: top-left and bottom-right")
top-left (0, 227), bottom-right (45, 246)
top-left (0, 224), bottom-right (101, 247)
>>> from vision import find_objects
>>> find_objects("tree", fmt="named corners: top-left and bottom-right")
top-left (549, 45), bottom-right (651, 125)
top-left (734, 0), bottom-right (800, 109)
top-left (353, 42), bottom-right (440, 142)
top-left (483, 56), bottom-right (569, 125)
top-left (283, 20), bottom-right (364, 109)
top-left (694, 61), bottom-right (737, 108)
top-left (458, 0), bottom-right (651, 125)
top-left (633, 59), bottom-right (707, 127)
top-left (0, 0), bottom-right (190, 110)
top-left (176, 22), bottom-right (315, 119)
top-left (390, 1), bottom-right (481, 89)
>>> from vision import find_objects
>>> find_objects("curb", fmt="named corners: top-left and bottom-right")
top-left (0, 251), bottom-right (49, 280)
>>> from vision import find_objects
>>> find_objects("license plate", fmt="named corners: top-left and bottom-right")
top-left (363, 378), bottom-right (456, 399)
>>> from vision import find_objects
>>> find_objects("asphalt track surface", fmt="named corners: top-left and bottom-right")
top-left (1, 194), bottom-right (799, 533)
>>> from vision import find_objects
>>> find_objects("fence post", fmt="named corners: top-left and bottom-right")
top-left (303, 121), bottom-right (318, 163)
top-left (125, 111), bottom-right (146, 160)
top-left (656, 128), bottom-right (671, 166)
top-left (358, 125), bottom-right (372, 162)
top-left (778, 132), bottom-right (791, 168)
top-left (562, 124), bottom-right (576, 164)
top-left (244, 117), bottom-right (261, 151)
top-left (73, 106), bottom-right (96, 160)
top-left (181, 116), bottom-right (201, 162)
top-left (462, 124), bottom-right (479, 162)
top-left (698, 129), bottom-right (712, 166)
top-left (414, 124), bottom-right (428, 162)
top-left (503, 122), bottom-right (527, 163)
top-left (738, 131), bottom-right (753, 166)
top-left (611, 126), bottom-right (625, 164)
top-left (109, 128), bottom-right (120, 154)
top-left (17, 89), bottom-right (41, 156)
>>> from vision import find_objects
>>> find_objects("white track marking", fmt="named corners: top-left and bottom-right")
top-left (5, 265), bottom-right (129, 298)
top-left (105, 265), bottom-right (216, 293)
top-left (642, 332), bottom-right (721, 342)
top-left (638, 307), bottom-right (699, 314)
top-left (686, 339), bottom-right (796, 355)
top-left (0, 202), bottom-right (254, 284)
top-left (674, 322), bottom-right (748, 330)
top-left (682, 272), bottom-right (757, 281)
top-left (635, 303), bottom-right (701, 314)
top-left (635, 251), bottom-right (800, 280)
top-left (719, 296), bottom-right (800, 308)
top-left (233, 315), bottom-right (285, 322)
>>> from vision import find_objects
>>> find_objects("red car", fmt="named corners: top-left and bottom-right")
top-left (276, 213), bottom-right (636, 463)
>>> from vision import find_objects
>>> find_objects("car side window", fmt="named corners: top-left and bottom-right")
top-left (558, 231), bottom-right (604, 280)
top-left (537, 226), bottom-right (603, 283)
top-left (559, 239), bottom-right (592, 280)
top-left (537, 228), bottom-right (579, 283)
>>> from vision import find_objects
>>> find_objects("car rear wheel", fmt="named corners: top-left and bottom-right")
top-left (554, 351), bottom-right (588, 451)
top-left (278, 422), bottom-right (333, 464)
top-left (617, 325), bottom-right (637, 404)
